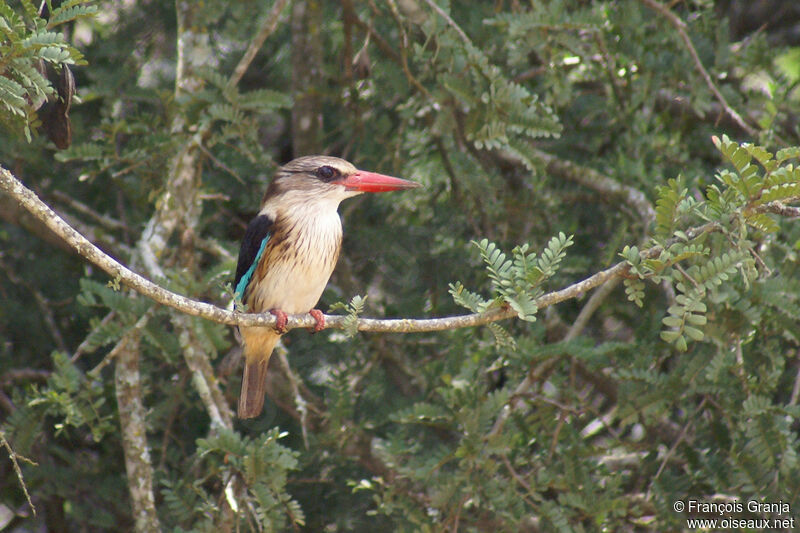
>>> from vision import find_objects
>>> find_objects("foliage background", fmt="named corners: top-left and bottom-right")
top-left (2, 0), bottom-right (800, 531)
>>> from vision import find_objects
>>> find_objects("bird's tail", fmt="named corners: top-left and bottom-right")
top-left (238, 328), bottom-right (280, 418)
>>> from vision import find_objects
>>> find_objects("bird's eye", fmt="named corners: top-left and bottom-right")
top-left (317, 165), bottom-right (337, 181)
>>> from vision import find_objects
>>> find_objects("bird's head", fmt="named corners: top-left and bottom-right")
top-left (262, 155), bottom-right (420, 210)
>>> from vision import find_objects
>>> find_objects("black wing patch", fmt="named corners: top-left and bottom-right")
top-left (234, 214), bottom-right (274, 300)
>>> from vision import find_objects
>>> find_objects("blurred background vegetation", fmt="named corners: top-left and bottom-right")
top-left (2, 0), bottom-right (800, 531)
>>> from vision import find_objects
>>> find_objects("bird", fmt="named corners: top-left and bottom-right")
top-left (233, 155), bottom-right (420, 418)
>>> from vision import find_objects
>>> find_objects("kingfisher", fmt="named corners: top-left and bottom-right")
top-left (233, 155), bottom-right (420, 418)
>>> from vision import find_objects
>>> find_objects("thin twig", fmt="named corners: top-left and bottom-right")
top-left (351, 5), bottom-right (402, 64)
top-left (0, 368), bottom-right (50, 385)
top-left (0, 256), bottom-right (68, 353)
top-left (0, 431), bottom-right (37, 515)
top-left (421, 0), bottom-right (471, 45)
top-left (674, 263), bottom-right (701, 291)
top-left (592, 31), bottom-right (624, 107)
top-left (0, 391), bottom-right (14, 413)
top-left (196, 142), bottom-right (245, 184)
top-left (342, 0), bottom-right (355, 82)
top-left (72, 311), bottom-right (116, 362)
top-left (386, 0), bottom-right (433, 99)
top-left (500, 454), bottom-right (538, 508)
top-left (548, 411), bottom-right (568, 460)
top-left (195, 236), bottom-right (236, 261)
top-left (159, 372), bottom-right (189, 470)
top-left (638, 0), bottom-right (756, 137)
top-left (51, 190), bottom-right (126, 231)
top-left (647, 397), bottom-right (706, 498)
top-left (226, 0), bottom-right (290, 90)
top-left (564, 277), bottom-right (621, 342)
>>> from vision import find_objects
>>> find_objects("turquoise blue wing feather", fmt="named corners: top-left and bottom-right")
top-left (234, 214), bottom-right (274, 302)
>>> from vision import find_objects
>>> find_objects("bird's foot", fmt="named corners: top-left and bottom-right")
top-left (309, 309), bottom-right (325, 333)
top-left (270, 308), bottom-right (289, 333)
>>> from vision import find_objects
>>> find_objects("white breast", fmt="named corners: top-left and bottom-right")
top-left (247, 207), bottom-right (343, 314)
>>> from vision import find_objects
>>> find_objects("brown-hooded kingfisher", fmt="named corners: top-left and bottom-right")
top-left (234, 155), bottom-right (420, 418)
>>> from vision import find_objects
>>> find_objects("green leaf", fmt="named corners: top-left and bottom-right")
top-left (683, 325), bottom-right (704, 342)
top-left (46, 2), bottom-right (99, 28)
top-left (654, 177), bottom-right (687, 239)
top-left (237, 88), bottom-right (292, 110)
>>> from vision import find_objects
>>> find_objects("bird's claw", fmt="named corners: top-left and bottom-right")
top-left (270, 309), bottom-right (289, 333)
top-left (309, 309), bottom-right (325, 333)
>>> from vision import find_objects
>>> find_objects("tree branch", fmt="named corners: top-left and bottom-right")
top-left (530, 147), bottom-right (656, 227)
top-left (0, 165), bottom-right (729, 336)
top-left (0, 162), bottom-right (618, 333)
top-left (173, 313), bottom-right (234, 430)
top-left (751, 198), bottom-right (800, 218)
top-left (51, 189), bottom-right (126, 232)
top-left (113, 317), bottom-right (161, 532)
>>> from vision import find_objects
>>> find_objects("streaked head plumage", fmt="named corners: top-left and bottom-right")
top-left (280, 155), bottom-right (357, 180)
top-left (262, 156), bottom-right (360, 207)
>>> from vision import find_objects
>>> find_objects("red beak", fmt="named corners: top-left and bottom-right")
top-left (337, 170), bottom-right (421, 193)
